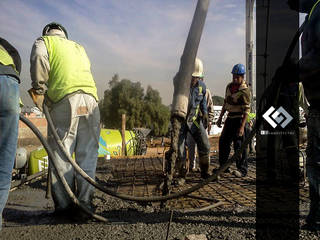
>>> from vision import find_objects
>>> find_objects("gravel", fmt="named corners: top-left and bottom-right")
top-left (1, 177), bottom-right (319, 240)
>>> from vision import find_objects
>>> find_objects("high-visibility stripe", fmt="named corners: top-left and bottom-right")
top-left (191, 84), bottom-right (203, 128)
top-left (309, 0), bottom-right (320, 20)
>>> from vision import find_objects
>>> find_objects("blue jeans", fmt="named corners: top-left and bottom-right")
top-left (0, 75), bottom-right (19, 230)
top-left (178, 121), bottom-right (210, 175)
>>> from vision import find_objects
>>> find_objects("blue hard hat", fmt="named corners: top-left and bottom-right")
top-left (231, 63), bottom-right (246, 75)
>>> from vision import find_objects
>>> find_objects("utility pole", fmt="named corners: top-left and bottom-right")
top-left (246, 0), bottom-right (255, 111)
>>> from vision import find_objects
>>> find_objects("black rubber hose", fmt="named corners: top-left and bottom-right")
top-left (43, 104), bottom-right (253, 202)
top-left (19, 114), bottom-right (109, 222)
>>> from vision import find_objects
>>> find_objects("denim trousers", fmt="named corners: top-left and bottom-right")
top-left (306, 108), bottom-right (320, 224)
top-left (177, 121), bottom-right (210, 173)
top-left (0, 75), bottom-right (19, 230)
top-left (47, 93), bottom-right (100, 210)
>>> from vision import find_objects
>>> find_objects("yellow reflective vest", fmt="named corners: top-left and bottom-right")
top-left (43, 36), bottom-right (98, 103)
top-left (0, 45), bottom-right (17, 72)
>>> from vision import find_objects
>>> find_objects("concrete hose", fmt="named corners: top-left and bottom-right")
top-left (43, 104), bottom-right (254, 202)
top-left (19, 114), bottom-right (109, 222)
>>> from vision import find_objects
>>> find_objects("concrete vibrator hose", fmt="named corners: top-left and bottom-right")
top-left (19, 1), bottom-right (303, 222)
top-left (43, 103), bottom-right (255, 202)
top-left (19, 114), bottom-right (109, 222)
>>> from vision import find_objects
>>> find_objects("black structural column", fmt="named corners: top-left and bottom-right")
top-left (256, 0), bottom-right (300, 239)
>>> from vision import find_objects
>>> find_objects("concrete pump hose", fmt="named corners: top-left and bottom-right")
top-left (19, 114), bottom-right (109, 223)
top-left (43, 104), bottom-right (255, 202)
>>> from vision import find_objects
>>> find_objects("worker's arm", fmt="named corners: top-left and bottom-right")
top-left (299, 19), bottom-right (320, 83)
top-left (200, 86), bottom-right (209, 128)
top-left (206, 89), bottom-right (215, 124)
top-left (238, 113), bottom-right (248, 137)
top-left (29, 38), bottom-right (50, 111)
top-left (200, 85), bottom-right (208, 116)
top-left (238, 89), bottom-right (251, 137)
top-left (216, 104), bottom-right (226, 128)
top-left (30, 37), bottom-right (50, 95)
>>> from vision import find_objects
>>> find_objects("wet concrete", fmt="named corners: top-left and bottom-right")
top-left (1, 160), bottom-right (319, 239)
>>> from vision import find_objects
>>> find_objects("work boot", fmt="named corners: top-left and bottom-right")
top-left (232, 170), bottom-right (243, 178)
top-left (175, 177), bottom-right (186, 186)
top-left (212, 169), bottom-right (221, 181)
top-left (199, 154), bottom-right (210, 180)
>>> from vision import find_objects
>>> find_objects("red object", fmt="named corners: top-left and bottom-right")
top-left (230, 83), bottom-right (240, 94)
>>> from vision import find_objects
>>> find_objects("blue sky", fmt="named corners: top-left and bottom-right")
top-left (1, 0), bottom-right (247, 105)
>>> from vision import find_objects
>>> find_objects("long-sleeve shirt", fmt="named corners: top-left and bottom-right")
top-left (223, 81), bottom-right (251, 118)
top-left (205, 88), bottom-right (214, 124)
top-left (300, 7), bottom-right (320, 107)
top-left (187, 80), bottom-right (207, 127)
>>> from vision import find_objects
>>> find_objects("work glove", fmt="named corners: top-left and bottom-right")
top-left (203, 113), bottom-right (209, 129)
top-left (28, 88), bottom-right (44, 112)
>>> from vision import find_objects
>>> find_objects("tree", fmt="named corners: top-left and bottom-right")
top-left (99, 74), bottom-right (170, 136)
top-left (212, 95), bottom-right (224, 106)
top-left (143, 86), bottom-right (170, 136)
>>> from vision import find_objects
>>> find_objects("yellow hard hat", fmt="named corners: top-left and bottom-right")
top-left (192, 57), bottom-right (204, 78)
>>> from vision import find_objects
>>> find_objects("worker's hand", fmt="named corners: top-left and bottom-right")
top-left (217, 117), bottom-right (222, 128)
top-left (238, 126), bottom-right (245, 137)
top-left (203, 114), bottom-right (209, 129)
top-left (28, 88), bottom-right (44, 112)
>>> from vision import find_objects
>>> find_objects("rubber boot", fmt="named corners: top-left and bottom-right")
top-left (199, 154), bottom-right (210, 179)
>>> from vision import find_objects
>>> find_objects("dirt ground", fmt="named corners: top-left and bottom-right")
top-left (2, 138), bottom-right (318, 240)
top-left (2, 168), bottom-right (319, 239)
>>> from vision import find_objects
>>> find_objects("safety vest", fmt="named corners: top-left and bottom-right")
top-left (0, 46), bottom-right (17, 71)
top-left (191, 85), bottom-right (203, 128)
top-left (43, 36), bottom-right (98, 103)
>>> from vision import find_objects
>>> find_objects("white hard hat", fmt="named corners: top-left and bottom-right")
top-left (192, 58), bottom-right (204, 78)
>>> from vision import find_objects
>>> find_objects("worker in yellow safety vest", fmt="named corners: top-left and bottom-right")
top-left (0, 37), bottom-right (21, 231)
top-left (30, 22), bottom-right (100, 221)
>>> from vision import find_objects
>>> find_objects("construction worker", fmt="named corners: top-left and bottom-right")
top-left (0, 38), bottom-right (21, 231)
top-left (246, 112), bottom-right (256, 154)
top-left (176, 58), bottom-right (211, 182)
top-left (217, 64), bottom-right (251, 177)
top-left (287, 0), bottom-right (320, 231)
top-left (29, 22), bottom-right (100, 220)
top-left (186, 64), bottom-right (214, 172)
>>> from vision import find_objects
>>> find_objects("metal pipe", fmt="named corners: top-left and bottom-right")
top-left (171, 0), bottom-right (210, 118)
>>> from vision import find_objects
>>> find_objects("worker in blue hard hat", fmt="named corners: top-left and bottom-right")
top-left (29, 22), bottom-right (100, 221)
top-left (216, 63), bottom-right (251, 177)
top-left (0, 37), bottom-right (21, 231)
